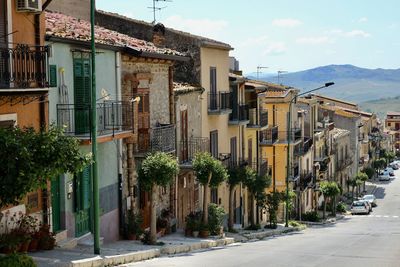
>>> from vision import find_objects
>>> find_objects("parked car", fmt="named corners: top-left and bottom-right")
top-left (379, 168), bottom-right (394, 176)
top-left (351, 201), bottom-right (370, 215)
top-left (379, 173), bottom-right (391, 181)
top-left (389, 163), bottom-right (399, 170)
top-left (362, 194), bottom-right (377, 207)
top-left (356, 199), bottom-right (372, 212)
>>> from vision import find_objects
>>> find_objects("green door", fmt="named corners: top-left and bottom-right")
top-left (74, 166), bottom-right (91, 237)
top-left (73, 57), bottom-right (91, 135)
top-left (51, 177), bottom-right (61, 232)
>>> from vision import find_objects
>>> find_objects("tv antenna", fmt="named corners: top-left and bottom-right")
top-left (277, 70), bottom-right (288, 84)
top-left (256, 66), bottom-right (268, 80)
top-left (148, 0), bottom-right (172, 24)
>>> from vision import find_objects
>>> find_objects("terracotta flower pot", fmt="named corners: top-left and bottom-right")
top-left (192, 231), bottom-right (199, 238)
top-left (199, 230), bottom-right (209, 238)
top-left (127, 233), bottom-right (136, 240)
top-left (185, 228), bottom-right (193, 237)
top-left (28, 239), bottom-right (39, 252)
top-left (19, 240), bottom-right (30, 253)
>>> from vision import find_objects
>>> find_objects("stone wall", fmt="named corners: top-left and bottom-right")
top-left (96, 11), bottom-right (202, 85)
top-left (47, 0), bottom-right (91, 21)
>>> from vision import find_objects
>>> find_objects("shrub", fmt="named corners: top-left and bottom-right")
top-left (301, 211), bottom-right (321, 222)
top-left (208, 203), bottom-right (226, 235)
top-left (245, 224), bottom-right (261, 230)
top-left (336, 202), bottom-right (347, 213)
top-left (288, 220), bottom-right (301, 227)
top-left (0, 253), bottom-right (37, 267)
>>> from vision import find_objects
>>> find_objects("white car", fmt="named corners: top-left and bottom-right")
top-left (351, 201), bottom-right (370, 215)
top-left (362, 194), bottom-right (377, 207)
top-left (379, 173), bottom-right (391, 181)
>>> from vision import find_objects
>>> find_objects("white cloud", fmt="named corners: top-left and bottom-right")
top-left (345, 30), bottom-right (371, 38)
top-left (237, 35), bottom-right (269, 47)
top-left (163, 15), bottom-right (228, 39)
top-left (358, 17), bottom-right (368, 23)
top-left (296, 36), bottom-right (332, 45)
top-left (263, 42), bottom-right (287, 56)
top-left (272, 18), bottom-right (302, 28)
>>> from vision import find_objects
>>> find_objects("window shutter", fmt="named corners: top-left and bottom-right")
top-left (49, 65), bottom-right (57, 87)
top-left (80, 166), bottom-right (91, 210)
top-left (0, 0), bottom-right (6, 47)
top-left (73, 58), bottom-right (90, 134)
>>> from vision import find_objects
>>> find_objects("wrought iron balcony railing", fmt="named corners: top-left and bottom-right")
top-left (57, 101), bottom-right (134, 139)
top-left (208, 92), bottom-right (232, 113)
top-left (229, 104), bottom-right (249, 122)
top-left (248, 108), bottom-right (268, 128)
top-left (259, 126), bottom-right (278, 145)
top-left (299, 172), bottom-right (313, 190)
top-left (150, 124), bottom-right (176, 153)
top-left (179, 137), bottom-right (209, 164)
top-left (0, 45), bottom-right (50, 89)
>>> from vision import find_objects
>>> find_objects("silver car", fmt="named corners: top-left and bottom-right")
top-left (351, 201), bottom-right (370, 215)
top-left (362, 194), bottom-right (377, 207)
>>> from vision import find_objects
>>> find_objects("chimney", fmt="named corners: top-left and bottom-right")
top-left (153, 23), bottom-right (166, 48)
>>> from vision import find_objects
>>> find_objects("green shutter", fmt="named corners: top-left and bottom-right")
top-left (49, 65), bottom-right (57, 87)
top-left (73, 58), bottom-right (91, 134)
top-left (80, 166), bottom-right (91, 210)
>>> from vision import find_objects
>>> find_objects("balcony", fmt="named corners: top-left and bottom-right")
top-left (259, 126), bottom-right (278, 145)
top-left (290, 164), bottom-right (300, 182)
top-left (0, 45), bottom-right (50, 90)
top-left (137, 124), bottom-right (176, 154)
top-left (294, 138), bottom-right (313, 157)
top-left (298, 172), bottom-right (313, 190)
top-left (229, 104), bottom-right (249, 125)
top-left (248, 108), bottom-right (268, 128)
top-left (57, 101), bottom-right (134, 141)
top-left (179, 137), bottom-right (209, 166)
top-left (208, 92), bottom-right (232, 114)
top-left (337, 157), bottom-right (353, 171)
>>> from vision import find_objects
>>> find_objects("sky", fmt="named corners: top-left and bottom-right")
top-left (96, 0), bottom-right (400, 75)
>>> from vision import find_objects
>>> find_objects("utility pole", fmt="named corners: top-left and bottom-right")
top-left (90, 0), bottom-right (100, 255)
top-left (277, 70), bottom-right (288, 85)
top-left (256, 66), bottom-right (268, 80)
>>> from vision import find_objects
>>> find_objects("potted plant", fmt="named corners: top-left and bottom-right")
top-left (126, 210), bottom-right (143, 240)
top-left (192, 220), bottom-right (200, 238)
top-left (0, 232), bottom-right (21, 254)
top-left (38, 224), bottom-right (56, 250)
top-left (28, 230), bottom-right (40, 252)
top-left (185, 211), bottom-right (202, 237)
top-left (199, 222), bottom-right (209, 238)
top-left (208, 203), bottom-right (226, 236)
top-left (156, 217), bottom-right (168, 237)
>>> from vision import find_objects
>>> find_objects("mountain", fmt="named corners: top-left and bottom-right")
top-left (360, 96), bottom-right (400, 119)
top-left (247, 65), bottom-right (400, 103)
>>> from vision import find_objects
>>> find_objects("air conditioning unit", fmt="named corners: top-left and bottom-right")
top-left (16, 0), bottom-right (42, 12)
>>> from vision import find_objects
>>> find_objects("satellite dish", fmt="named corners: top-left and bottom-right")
top-left (101, 88), bottom-right (110, 100)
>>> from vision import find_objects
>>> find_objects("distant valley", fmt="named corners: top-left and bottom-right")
top-left (247, 64), bottom-right (400, 105)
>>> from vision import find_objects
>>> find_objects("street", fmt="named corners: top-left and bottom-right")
top-left (126, 169), bottom-right (400, 267)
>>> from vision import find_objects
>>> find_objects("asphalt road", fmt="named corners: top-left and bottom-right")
top-left (126, 169), bottom-right (400, 267)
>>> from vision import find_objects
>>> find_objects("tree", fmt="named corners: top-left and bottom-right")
top-left (320, 181), bottom-right (341, 219)
top-left (384, 151), bottom-right (396, 165)
top-left (364, 167), bottom-right (375, 180)
top-left (356, 172), bottom-right (369, 193)
top-left (283, 189), bottom-right (296, 220)
top-left (346, 178), bottom-right (357, 201)
top-left (193, 152), bottom-right (228, 225)
top-left (227, 166), bottom-right (245, 231)
top-left (0, 126), bottom-right (91, 208)
top-left (264, 191), bottom-right (284, 228)
top-left (242, 167), bottom-right (272, 227)
top-left (138, 152), bottom-right (179, 244)
top-left (373, 158), bottom-right (386, 176)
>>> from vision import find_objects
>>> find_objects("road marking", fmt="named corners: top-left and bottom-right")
top-left (394, 216), bottom-right (399, 218)
top-left (375, 215), bottom-right (382, 217)
top-left (384, 215), bottom-right (390, 218)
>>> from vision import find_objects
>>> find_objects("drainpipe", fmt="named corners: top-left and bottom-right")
top-left (168, 65), bottom-right (177, 217)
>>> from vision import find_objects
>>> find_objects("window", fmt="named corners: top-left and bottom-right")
top-left (211, 188), bottom-right (218, 204)
top-left (230, 137), bottom-right (237, 164)
top-left (0, 113), bottom-right (17, 128)
top-left (210, 130), bottom-right (218, 158)
top-left (0, 0), bottom-right (6, 47)
top-left (210, 67), bottom-right (216, 95)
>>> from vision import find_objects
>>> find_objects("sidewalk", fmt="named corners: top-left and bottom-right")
top-left (32, 226), bottom-right (305, 267)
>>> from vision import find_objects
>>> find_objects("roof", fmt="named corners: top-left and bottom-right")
top-left (320, 105), bottom-right (359, 118)
top-left (387, 111), bottom-right (400, 116)
top-left (96, 10), bottom-right (232, 51)
top-left (45, 11), bottom-right (185, 57)
top-left (245, 79), bottom-right (289, 91)
top-left (341, 107), bottom-right (373, 118)
top-left (312, 94), bottom-right (358, 108)
top-left (263, 90), bottom-right (290, 98)
top-left (173, 82), bottom-right (203, 95)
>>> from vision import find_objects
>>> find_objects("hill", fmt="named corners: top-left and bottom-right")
top-left (360, 96), bottom-right (400, 119)
top-left (247, 65), bottom-right (400, 103)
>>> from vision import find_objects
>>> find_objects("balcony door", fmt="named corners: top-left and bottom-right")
top-left (210, 67), bottom-right (217, 110)
top-left (74, 166), bottom-right (91, 237)
top-left (137, 89), bottom-right (150, 152)
top-left (73, 55), bottom-right (91, 135)
top-left (180, 110), bottom-right (188, 162)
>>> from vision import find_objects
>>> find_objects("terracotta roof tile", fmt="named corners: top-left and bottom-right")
top-left (45, 11), bottom-right (184, 56)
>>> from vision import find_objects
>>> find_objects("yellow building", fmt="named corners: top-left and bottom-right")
top-left (385, 112), bottom-right (400, 151)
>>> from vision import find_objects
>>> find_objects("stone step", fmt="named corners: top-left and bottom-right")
top-left (54, 229), bottom-right (68, 244)
top-left (57, 237), bottom-right (78, 249)
top-left (77, 232), bottom-right (104, 246)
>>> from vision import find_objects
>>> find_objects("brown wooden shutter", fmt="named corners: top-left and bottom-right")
top-left (0, 0), bottom-right (6, 47)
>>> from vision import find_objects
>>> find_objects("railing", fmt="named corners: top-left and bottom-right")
top-left (299, 172), bottom-right (313, 190)
top-left (337, 157), bottom-right (353, 170)
top-left (229, 104), bottom-right (249, 122)
top-left (291, 164), bottom-right (300, 181)
top-left (259, 126), bottom-right (278, 145)
top-left (57, 101), bottom-right (134, 139)
top-left (179, 137), bottom-right (209, 164)
top-left (0, 45), bottom-right (50, 89)
top-left (303, 138), bottom-right (313, 154)
top-left (248, 108), bottom-right (268, 127)
top-left (208, 92), bottom-right (232, 112)
top-left (247, 158), bottom-right (271, 177)
top-left (150, 124), bottom-right (176, 153)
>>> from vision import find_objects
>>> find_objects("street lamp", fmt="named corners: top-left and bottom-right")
top-left (285, 82), bottom-right (335, 227)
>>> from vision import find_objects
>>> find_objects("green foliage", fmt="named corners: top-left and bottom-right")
top-left (0, 125), bottom-right (91, 208)
top-left (283, 190), bottom-right (297, 215)
top-left (356, 172), bottom-right (368, 183)
top-left (320, 181), bottom-right (341, 198)
top-left (288, 220), bottom-right (304, 227)
top-left (193, 152), bottom-right (228, 187)
top-left (336, 202), bottom-right (347, 213)
top-left (185, 211), bottom-right (202, 231)
top-left (0, 253), bottom-right (37, 267)
top-left (384, 151), bottom-right (396, 163)
top-left (208, 203), bottom-right (226, 235)
top-left (364, 167), bottom-right (375, 179)
top-left (373, 158), bottom-right (386, 171)
top-left (346, 178), bottom-right (357, 188)
top-left (242, 167), bottom-right (272, 200)
top-left (126, 210), bottom-right (143, 237)
top-left (227, 166), bottom-right (245, 188)
top-left (264, 191), bottom-right (284, 228)
top-left (138, 152), bottom-right (179, 191)
top-left (301, 211), bottom-right (321, 222)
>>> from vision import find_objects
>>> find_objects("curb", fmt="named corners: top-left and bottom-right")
top-left (298, 214), bottom-right (345, 226)
top-left (33, 238), bottom-right (235, 267)
top-left (232, 226), bottom-right (306, 242)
